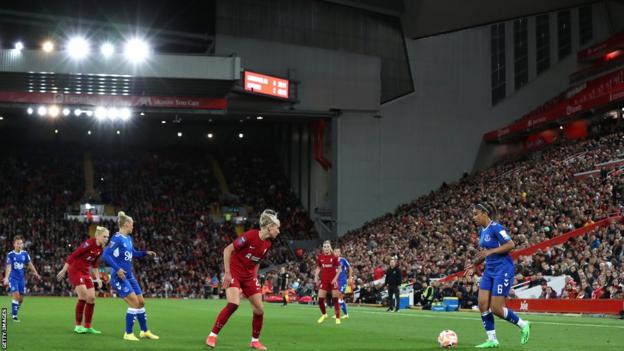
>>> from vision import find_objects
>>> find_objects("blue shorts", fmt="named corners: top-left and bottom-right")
top-left (479, 264), bottom-right (514, 297)
top-left (111, 275), bottom-right (142, 298)
top-left (338, 281), bottom-right (347, 294)
top-left (8, 278), bottom-right (25, 295)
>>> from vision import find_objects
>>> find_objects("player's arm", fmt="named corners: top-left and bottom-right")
top-left (485, 240), bottom-right (515, 256)
top-left (314, 266), bottom-right (320, 284)
top-left (477, 228), bottom-right (515, 260)
top-left (27, 261), bottom-right (41, 280)
top-left (222, 243), bottom-right (235, 289)
top-left (103, 239), bottom-right (125, 279)
top-left (56, 262), bottom-right (70, 281)
top-left (3, 259), bottom-right (11, 285)
top-left (58, 242), bottom-right (89, 280)
top-left (345, 260), bottom-right (353, 282)
top-left (132, 248), bottom-right (148, 259)
top-left (90, 264), bottom-right (102, 288)
top-left (331, 263), bottom-right (341, 284)
top-left (314, 257), bottom-right (321, 284)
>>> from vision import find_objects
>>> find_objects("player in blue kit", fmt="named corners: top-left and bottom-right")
top-left (333, 248), bottom-right (352, 319)
top-left (3, 235), bottom-right (41, 322)
top-left (103, 211), bottom-right (159, 341)
top-left (465, 202), bottom-right (531, 348)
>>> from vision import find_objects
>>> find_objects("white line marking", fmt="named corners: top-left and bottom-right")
top-left (282, 304), bottom-right (624, 329)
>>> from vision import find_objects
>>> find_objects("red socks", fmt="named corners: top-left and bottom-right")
top-left (332, 298), bottom-right (340, 318)
top-left (84, 303), bottom-right (95, 328)
top-left (252, 313), bottom-right (263, 338)
top-left (211, 303), bottom-right (239, 334)
top-left (318, 297), bottom-right (326, 314)
top-left (75, 300), bottom-right (86, 326)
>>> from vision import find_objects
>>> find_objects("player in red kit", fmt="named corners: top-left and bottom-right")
top-left (57, 226), bottom-right (110, 334)
top-left (206, 210), bottom-right (281, 350)
top-left (315, 240), bottom-right (342, 324)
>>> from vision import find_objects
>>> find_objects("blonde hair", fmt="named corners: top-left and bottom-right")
top-left (259, 209), bottom-right (280, 228)
top-left (118, 211), bottom-right (133, 228)
top-left (95, 226), bottom-right (109, 236)
top-left (323, 240), bottom-right (332, 250)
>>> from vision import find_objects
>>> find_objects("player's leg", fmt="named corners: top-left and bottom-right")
top-left (207, 286), bottom-right (241, 348)
top-left (475, 272), bottom-right (499, 348)
top-left (317, 287), bottom-right (328, 323)
top-left (10, 289), bottom-right (21, 321)
top-left (73, 284), bottom-right (88, 333)
top-left (339, 284), bottom-right (349, 318)
top-left (125, 278), bottom-right (157, 340)
top-left (331, 286), bottom-right (341, 323)
top-left (82, 276), bottom-right (101, 334)
top-left (248, 293), bottom-right (267, 350)
top-left (135, 293), bottom-right (158, 339)
top-left (115, 275), bottom-right (141, 341)
top-left (490, 267), bottom-right (530, 344)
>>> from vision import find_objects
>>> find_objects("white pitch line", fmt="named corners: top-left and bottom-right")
top-left (352, 309), bottom-right (624, 329)
top-left (281, 304), bottom-right (624, 329)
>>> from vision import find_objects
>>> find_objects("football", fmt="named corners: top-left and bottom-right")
top-left (437, 330), bottom-right (458, 348)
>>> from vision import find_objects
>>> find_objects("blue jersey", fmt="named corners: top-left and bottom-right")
top-left (479, 221), bottom-right (513, 268)
top-left (5, 251), bottom-right (30, 281)
top-left (103, 233), bottom-right (146, 278)
top-left (338, 257), bottom-right (351, 284)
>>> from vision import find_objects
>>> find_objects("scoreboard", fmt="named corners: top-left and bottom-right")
top-left (244, 71), bottom-right (289, 99)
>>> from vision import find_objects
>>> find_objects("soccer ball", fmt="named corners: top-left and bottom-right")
top-left (437, 330), bottom-right (458, 348)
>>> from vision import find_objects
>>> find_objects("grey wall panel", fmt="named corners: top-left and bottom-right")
top-left (335, 2), bottom-right (613, 234)
top-left (404, 0), bottom-right (596, 39)
top-left (216, 34), bottom-right (381, 111)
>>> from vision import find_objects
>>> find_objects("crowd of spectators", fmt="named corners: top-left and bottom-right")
top-left (222, 153), bottom-right (318, 240)
top-left (3, 120), bottom-right (624, 304)
top-left (279, 121), bottom-right (624, 305)
top-left (1, 148), bottom-right (312, 297)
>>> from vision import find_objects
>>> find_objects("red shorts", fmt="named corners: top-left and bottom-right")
top-left (68, 271), bottom-right (94, 289)
top-left (319, 280), bottom-right (338, 291)
top-left (230, 275), bottom-right (261, 297)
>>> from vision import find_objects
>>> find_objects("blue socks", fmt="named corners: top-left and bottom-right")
top-left (503, 307), bottom-right (519, 324)
top-left (126, 308), bottom-right (137, 334)
top-left (11, 300), bottom-right (20, 318)
top-left (136, 308), bottom-right (148, 332)
top-left (339, 299), bottom-right (348, 315)
top-left (481, 310), bottom-right (496, 340)
top-left (503, 307), bottom-right (528, 328)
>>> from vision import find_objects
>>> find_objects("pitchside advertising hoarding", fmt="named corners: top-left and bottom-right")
top-left (0, 91), bottom-right (227, 110)
top-left (244, 71), bottom-right (289, 99)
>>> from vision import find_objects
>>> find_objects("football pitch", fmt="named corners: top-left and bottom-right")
top-left (2, 297), bottom-right (623, 350)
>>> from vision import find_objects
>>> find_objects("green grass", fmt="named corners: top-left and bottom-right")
top-left (2, 297), bottom-right (623, 350)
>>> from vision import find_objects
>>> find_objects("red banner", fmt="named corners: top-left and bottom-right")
top-left (577, 32), bottom-right (624, 62)
top-left (510, 216), bottom-right (622, 260)
top-left (507, 299), bottom-right (624, 315)
top-left (0, 91), bottom-right (227, 110)
top-left (484, 68), bottom-right (624, 142)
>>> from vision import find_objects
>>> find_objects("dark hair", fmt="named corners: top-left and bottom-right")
top-left (476, 202), bottom-right (496, 218)
top-left (13, 235), bottom-right (23, 243)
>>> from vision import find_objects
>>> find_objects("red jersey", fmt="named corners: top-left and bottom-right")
top-left (230, 229), bottom-right (272, 280)
top-left (66, 238), bottom-right (103, 275)
top-left (317, 253), bottom-right (340, 282)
